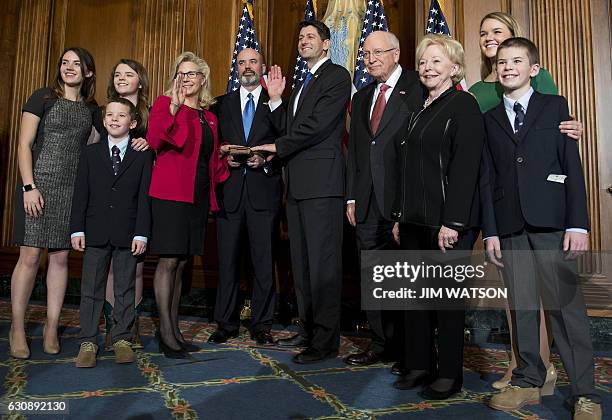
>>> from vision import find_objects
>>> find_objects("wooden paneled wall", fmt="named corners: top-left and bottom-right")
top-left (0, 0), bottom-right (610, 308)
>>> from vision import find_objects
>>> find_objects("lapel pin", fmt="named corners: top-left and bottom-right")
top-left (399, 91), bottom-right (406, 95)
top-left (263, 102), bottom-right (269, 106)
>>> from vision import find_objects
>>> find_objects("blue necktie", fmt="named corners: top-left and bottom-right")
top-left (111, 145), bottom-right (121, 175)
top-left (513, 101), bottom-right (525, 134)
top-left (243, 92), bottom-right (255, 142)
top-left (302, 71), bottom-right (313, 92)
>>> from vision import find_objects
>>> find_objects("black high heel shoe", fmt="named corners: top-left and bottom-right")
top-left (178, 340), bottom-right (200, 353)
top-left (156, 332), bottom-right (188, 359)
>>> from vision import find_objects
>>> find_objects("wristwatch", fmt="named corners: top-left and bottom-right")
top-left (22, 184), bottom-right (36, 192)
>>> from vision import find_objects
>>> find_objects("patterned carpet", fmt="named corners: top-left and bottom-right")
top-left (0, 301), bottom-right (610, 419)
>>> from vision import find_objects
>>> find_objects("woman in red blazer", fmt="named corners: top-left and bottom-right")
top-left (147, 52), bottom-right (228, 358)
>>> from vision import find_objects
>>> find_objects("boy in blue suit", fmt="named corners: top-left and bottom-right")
top-left (70, 98), bottom-right (153, 368)
top-left (482, 38), bottom-right (600, 419)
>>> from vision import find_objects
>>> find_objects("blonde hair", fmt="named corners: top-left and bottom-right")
top-left (164, 51), bottom-right (215, 109)
top-left (416, 34), bottom-right (465, 84)
top-left (479, 12), bottom-right (524, 79)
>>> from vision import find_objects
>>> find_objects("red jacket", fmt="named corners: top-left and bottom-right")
top-left (147, 95), bottom-right (229, 210)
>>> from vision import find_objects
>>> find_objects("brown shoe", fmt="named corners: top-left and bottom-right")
top-left (75, 342), bottom-right (98, 368)
top-left (489, 385), bottom-right (540, 411)
top-left (574, 397), bottom-right (602, 420)
top-left (113, 340), bottom-right (135, 364)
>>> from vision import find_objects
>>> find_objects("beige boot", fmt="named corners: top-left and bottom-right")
top-left (489, 385), bottom-right (540, 411)
top-left (574, 397), bottom-right (602, 420)
top-left (75, 342), bottom-right (98, 368)
top-left (113, 340), bottom-right (135, 364)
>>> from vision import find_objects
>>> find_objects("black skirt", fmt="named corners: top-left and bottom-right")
top-left (149, 116), bottom-right (213, 256)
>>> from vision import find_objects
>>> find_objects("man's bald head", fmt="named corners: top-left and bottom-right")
top-left (237, 48), bottom-right (265, 89)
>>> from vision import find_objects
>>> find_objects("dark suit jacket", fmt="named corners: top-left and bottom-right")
top-left (346, 69), bottom-right (424, 222)
top-left (480, 92), bottom-right (589, 237)
top-left (211, 89), bottom-right (281, 213)
top-left (271, 60), bottom-right (352, 200)
top-left (70, 140), bottom-right (153, 247)
top-left (393, 87), bottom-right (485, 230)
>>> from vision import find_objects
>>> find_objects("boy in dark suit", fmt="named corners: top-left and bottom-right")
top-left (482, 38), bottom-right (600, 419)
top-left (71, 98), bottom-right (153, 368)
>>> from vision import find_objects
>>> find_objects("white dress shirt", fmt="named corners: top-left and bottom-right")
top-left (240, 84), bottom-right (262, 113)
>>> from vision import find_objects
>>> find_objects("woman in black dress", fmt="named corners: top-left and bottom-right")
top-left (392, 35), bottom-right (485, 399)
top-left (10, 47), bottom-right (98, 359)
top-left (147, 52), bottom-right (228, 358)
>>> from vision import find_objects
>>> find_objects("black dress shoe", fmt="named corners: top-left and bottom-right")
top-left (178, 340), bottom-right (200, 352)
top-left (156, 332), bottom-right (188, 359)
top-left (391, 362), bottom-right (408, 376)
top-left (344, 350), bottom-right (381, 366)
top-left (419, 383), bottom-right (462, 400)
top-left (276, 333), bottom-right (310, 348)
top-left (207, 329), bottom-right (239, 344)
top-left (292, 347), bottom-right (338, 364)
top-left (251, 331), bottom-right (274, 346)
top-left (393, 370), bottom-right (430, 390)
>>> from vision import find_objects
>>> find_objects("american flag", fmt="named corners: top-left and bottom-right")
top-left (353, 0), bottom-right (388, 91)
top-left (226, 0), bottom-right (261, 93)
top-left (426, 0), bottom-right (450, 35)
top-left (291, 0), bottom-right (317, 89)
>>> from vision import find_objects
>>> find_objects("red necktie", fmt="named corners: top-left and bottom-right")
top-left (370, 83), bottom-right (389, 134)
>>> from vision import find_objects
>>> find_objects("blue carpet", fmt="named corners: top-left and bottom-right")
top-left (0, 302), bottom-right (610, 419)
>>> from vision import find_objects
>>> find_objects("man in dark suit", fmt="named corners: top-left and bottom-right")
top-left (344, 30), bottom-right (423, 370)
top-left (208, 48), bottom-right (281, 346)
top-left (482, 38), bottom-right (600, 417)
top-left (70, 98), bottom-right (152, 368)
top-left (252, 20), bottom-right (351, 364)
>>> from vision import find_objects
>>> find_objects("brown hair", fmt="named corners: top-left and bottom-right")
top-left (103, 97), bottom-right (137, 121)
top-left (51, 47), bottom-right (96, 103)
top-left (107, 59), bottom-right (150, 131)
top-left (496, 37), bottom-right (540, 66)
top-left (479, 12), bottom-right (524, 79)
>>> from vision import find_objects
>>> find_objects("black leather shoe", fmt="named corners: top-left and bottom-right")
top-left (251, 331), bottom-right (274, 346)
top-left (292, 347), bottom-right (338, 364)
top-left (393, 370), bottom-right (430, 390)
top-left (419, 383), bottom-right (462, 400)
top-left (344, 350), bottom-right (381, 366)
top-left (156, 332), bottom-right (188, 359)
top-left (178, 340), bottom-right (200, 352)
top-left (276, 333), bottom-right (310, 348)
top-left (391, 362), bottom-right (408, 376)
top-left (207, 329), bottom-right (239, 344)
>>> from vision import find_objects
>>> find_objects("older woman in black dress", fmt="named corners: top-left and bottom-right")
top-left (392, 35), bottom-right (485, 399)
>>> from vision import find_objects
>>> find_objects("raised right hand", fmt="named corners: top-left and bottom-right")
top-left (23, 189), bottom-right (44, 217)
top-left (266, 65), bottom-right (286, 101)
top-left (171, 73), bottom-right (186, 111)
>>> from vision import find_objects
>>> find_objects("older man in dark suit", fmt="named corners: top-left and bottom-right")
top-left (253, 20), bottom-right (351, 364)
top-left (209, 48), bottom-right (282, 346)
top-left (344, 31), bottom-right (424, 370)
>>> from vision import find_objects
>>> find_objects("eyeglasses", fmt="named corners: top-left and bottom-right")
top-left (176, 71), bottom-right (203, 79)
top-left (363, 48), bottom-right (397, 60)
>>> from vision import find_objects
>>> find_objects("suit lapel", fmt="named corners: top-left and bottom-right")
top-left (228, 91), bottom-right (246, 144)
top-left (373, 70), bottom-right (413, 138)
top-left (294, 60), bottom-right (330, 117)
top-left (491, 103), bottom-right (519, 144)
top-left (97, 141), bottom-right (116, 176)
top-left (517, 91), bottom-right (545, 141)
top-left (247, 91), bottom-right (269, 144)
top-left (115, 144), bottom-right (136, 179)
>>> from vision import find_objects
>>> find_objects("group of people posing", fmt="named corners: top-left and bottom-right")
top-left (7, 11), bottom-right (600, 419)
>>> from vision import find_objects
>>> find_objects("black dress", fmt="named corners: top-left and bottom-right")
top-left (149, 112), bottom-right (213, 255)
top-left (13, 87), bottom-right (96, 249)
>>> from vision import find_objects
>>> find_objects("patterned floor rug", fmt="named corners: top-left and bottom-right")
top-left (0, 301), bottom-right (610, 419)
